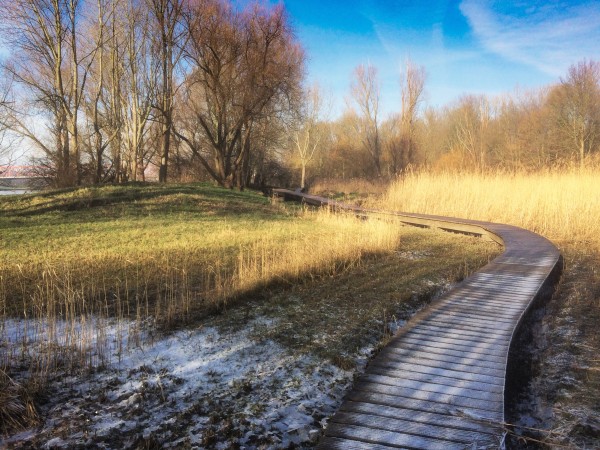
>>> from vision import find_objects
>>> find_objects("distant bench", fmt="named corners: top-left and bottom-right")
top-left (272, 189), bottom-right (562, 449)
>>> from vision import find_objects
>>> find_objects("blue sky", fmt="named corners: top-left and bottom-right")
top-left (279, 0), bottom-right (600, 118)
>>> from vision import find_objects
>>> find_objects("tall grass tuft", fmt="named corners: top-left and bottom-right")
top-left (0, 369), bottom-right (39, 433)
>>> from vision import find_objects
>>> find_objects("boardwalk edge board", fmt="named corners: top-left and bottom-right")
top-left (272, 189), bottom-right (563, 449)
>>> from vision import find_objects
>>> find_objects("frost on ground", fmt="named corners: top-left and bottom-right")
top-left (1, 316), bottom-right (365, 449)
top-left (1, 231), bottom-right (484, 449)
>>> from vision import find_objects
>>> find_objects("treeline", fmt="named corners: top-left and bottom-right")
top-left (1, 1), bottom-right (599, 189)
top-left (297, 59), bottom-right (600, 186)
top-left (0, 0), bottom-right (303, 188)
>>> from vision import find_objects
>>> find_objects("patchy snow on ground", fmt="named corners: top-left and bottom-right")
top-left (1, 316), bottom-right (364, 449)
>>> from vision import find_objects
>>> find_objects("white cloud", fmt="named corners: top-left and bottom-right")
top-left (460, 0), bottom-right (600, 76)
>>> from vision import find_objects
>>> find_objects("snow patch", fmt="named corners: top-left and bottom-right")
top-left (2, 316), bottom-right (358, 448)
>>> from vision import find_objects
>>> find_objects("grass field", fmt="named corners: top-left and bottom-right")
top-left (378, 169), bottom-right (600, 448)
top-left (0, 183), bottom-right (402, 373)
top-left (3, 173), bottom-right (598, 447)
top-left (0, 182), bottom-right (500, 443)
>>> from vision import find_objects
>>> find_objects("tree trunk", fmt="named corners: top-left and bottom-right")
top-left (300, 163), bottom-right (306, 189)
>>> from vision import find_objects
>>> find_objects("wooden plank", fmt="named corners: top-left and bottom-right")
top-left (387, 332), bottom-right (510, 354)
top-left (377, 346), bottom-right (506, 374)
top-left (353, 381), bottom-right (503, 411)
top-left (438, 292), bottom-right (525, 306)
top-left (272, 189), bottom-right (561, 449)
top-left (338, 401), bottom-right (503, 434)
top-left (394, 335), bottom-right (508, 358)
top-left (408, 323), bottom-right (514, 341)
top-left (423, 306), bottom-right (517, 324)
top-left (330, 411), bottom-right (498, 445)
top-left (317, 437), bottom-right (398, 450)
top-left (469, 273), bottom-right (542, 285)
top-left (401, 329), bottom-right (510, 350)
top-left (346, 389), bottom-right (504, 423)
top-left (377, 346), bottom-right (506, 370)
top-left (478, 263), bottom-right (549, 277)
top-left (463, 280), bottom-right (534, 292)
top-left (365, 366), bottom-right (504, 392)
top-left (440, 296), bottom-right (528, 311)
top-left (416, 310), bottom-right (516, 330)
top-left (465, 274), bottom-right (541, 285)
top-left (382, 342), bottom-right (507, 365)
top-left (422, 310), bottom-right (516, 329)
top-left (431, 297), bottom-right (522, 315)
top-left (372, 351), bottom-right (506, 377)
top-left (367, 359), bottom-right (505, 385)
top-left (457, 280), bottom-right (538, 293)
top-left (424, 304), bottom-right (521, 321)
top-left (436, 297), bottom-right (526, 311)
top-left (361, 372), bottom-right (503, 397)
top-left (440, 293), bottom-right (529, 309)
top-left (424, 316), bottom-right (515, 333)
top-left (400, 330), bottom-right (510, 350)
top-left (322, 423), bottom-right (481, 450)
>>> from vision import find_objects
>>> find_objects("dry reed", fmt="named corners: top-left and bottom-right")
top-left (380, 168), bottom-right (600, 246)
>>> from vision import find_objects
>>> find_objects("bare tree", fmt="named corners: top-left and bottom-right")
top-left (396, 60), bottom-right (425, 174)
top-left (350, 63), bottom-right (382, 177)
top-left (451, 95), bottom-right (493, 171)
top-left (418, 107), bottom-right (450, 167)
top-left (83, 0), bottom-right (122, 183)
top-left (292, 83), bottom-right (328, 189)
top-left (82, 0), bottom-right (158, 183)
top-left (0, 0), bottom-right (96, 186)
top-left (117, 0), bottom-right (158, 181)
top-left (175, 0), bottom-right (304, 189)
top-left (148, 0), bottom-right (185, 183)
top-left (323, 110), bottom-right (371, 179)
top-left (380, 115), bottom-right (400, 175)
top-left (549, 60), bottom-right (600, 168)
top-left (0, 75), bottom-right (21, 173)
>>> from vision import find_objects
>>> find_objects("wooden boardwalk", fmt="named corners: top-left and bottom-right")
top-left (272, 189), bottom-right (562, 449)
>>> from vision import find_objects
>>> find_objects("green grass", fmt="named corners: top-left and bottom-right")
top-left (0, 181), bottom-right (503, 438)
top-left (0, 182), bottom-right (413, 354)
top-left (0, 181), bottom-right (501, 334)
top-left (0, 181), bottom-right (501, 350)
top-left (1, 183), bottom-right (287, 261)
top-left (0, 183), bottom-right (304, 318)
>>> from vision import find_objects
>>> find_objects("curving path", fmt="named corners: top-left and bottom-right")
top-left (272, 189), bottom-right (562, 449)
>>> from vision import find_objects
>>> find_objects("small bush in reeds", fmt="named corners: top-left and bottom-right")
top-left (309, 177), bottom-right (388, 202)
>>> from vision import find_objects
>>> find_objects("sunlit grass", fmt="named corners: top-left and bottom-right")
top-left (379, 168), bottom-right (600, 246)
top-left (0, 183), bottom-right (407, 379)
